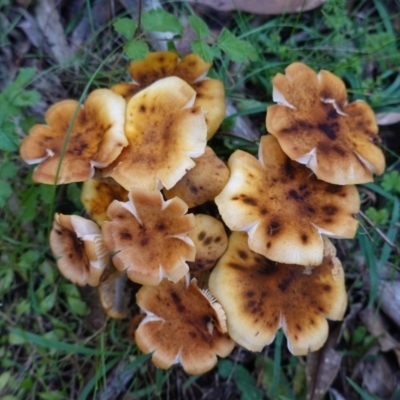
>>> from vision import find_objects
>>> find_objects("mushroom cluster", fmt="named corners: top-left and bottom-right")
top-left (20, 55), bottom-right (385, 374)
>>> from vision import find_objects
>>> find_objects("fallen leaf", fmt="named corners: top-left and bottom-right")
top-left (375, 111), bottom-right (400, 125)
top-left (189, 0), bottom-right (325, 15)
top-left (379, 280), bottom-right (400, 329)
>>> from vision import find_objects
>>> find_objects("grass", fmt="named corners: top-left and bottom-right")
top-left (1, 0), bottom-right (400, 398)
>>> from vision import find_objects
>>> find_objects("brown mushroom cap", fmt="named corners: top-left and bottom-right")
top-left (81, 179), bottom-right (128, 226)
top-left (49, 213), bottom-right (109, 286)
top-left (209, 232), bottom-right (347, 355)
top-left (164, 146), bottom-right (230, 207)
top-left (111, 52), bottom-right (225, 139)
top-left (135, 276), bottom-right (235, 374)
top-left (266, 62), bottom-right (385, 185)
top-left (215, 135), bottom-right (360, 266)
top-left (102, 188), bottom-right (196, 286)
top-left (187, 214), bottom-right (229, 273)
top-left (20, 89), bottom-right (127, 184)
top-left (108, 76), bottom-right (207, 191)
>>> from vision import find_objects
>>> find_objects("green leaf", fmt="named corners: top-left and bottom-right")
top-left (67, 296), bottom-right (90, 316)
top-left (188, 14), bottom-right (209, 39)
top-left (218, 359), bottom-right (233, 379)
top-left (0, 121), bottom-right (19, 152)
top-left (125, 39), bottom-right (149, 60)
top-left (381, 171), bottom-right (400, 193)
top-left (191, 40), bottom-right (214, 63)
top-left (141, 9), bottom-right (183, 35)
top-left (13, 90), bottom-right (41, 107)
top-left (39, 291), bottom-right (56, 313)
top-left (0, 179), bottom-right (12, 208)
top-left (0, 161), bottom-right (18, 179)
top-left (113, 17), bottom-right (137, 41)
top-left (217, 29), bottom-right (258, 63)
top-left (7, 68), bottom-right (37, 94)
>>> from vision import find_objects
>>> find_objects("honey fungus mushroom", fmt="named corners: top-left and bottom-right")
top-left (164, 146), bottom-right (230, 208)
top-left (135, 276), bottom-right (235, 374)
top-left (102, 188), bottom-right (195, 286)
top-left (266, 62), bottom-right (385, 185)
top-left (111, 51), bottom-right (225, 139)
top-left (187, 214), bottom-right (228, 273)
top-left (209, 232), bottom-right (347, 355)
top-left (20, 89), bottom-right (127, 184)
top-left (215, 135), bottom-right (360, 266)
top-left (49, 213), bottom-right (109, 286)
top-left (107, 76), bottom-right (207, 191)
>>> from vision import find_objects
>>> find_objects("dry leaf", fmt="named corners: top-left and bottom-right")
top-left (189, 0), bottom-right (325, 14)
top-left (375, 111), bottom-right (400, 125)
top-left (36, 0), bottom-right (73, 63)
top-left (379, 280), bottom-right (400, 329)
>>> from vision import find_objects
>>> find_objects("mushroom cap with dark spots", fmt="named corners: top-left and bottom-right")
top-left (20, 89), bottom-right (127, 184)
top-left (102, 188), bottom-right (196, 286)
top-left (108, 77), bottom-right (207, 191)
top-left (208, 232), bottom-right (347, 355)
top-left (49, 213), bottom-right (109, 286)
top-left (164, 146), bottom-right (230, 207)
top-left (187, 214), bottom-right (228, 273)
top-left (266, 62), bottom-right (385, 185)
top-left (135, 277), bottom-right (234, 375)
top-left (110, 52), bottom-right (225, 139)
top-left (215, 135), bottom-right (360, 266)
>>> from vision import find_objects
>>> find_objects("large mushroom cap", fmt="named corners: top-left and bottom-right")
top-left (20, 89), bottom-right (127, 184)
top-left (111, 51), bottom-right (225, 139)
top-left (266, 62), bottom-right (385, 185)
top-left (164, 146), bottom-right (230, 208)
top-left (102, 188), bottom-right (196, 286)
top-left (109, 76), bottom-right (207, 191)
top-left (135, 276), bottom-right (235, 375)
top-left (209, 232), bottom-right (347, 355)
top-left (187, 214), bottom-right (229, 273)
top-left (49, 213), bottom-right (109, 286)
top-left (215, 135), bottom-right (360, 266)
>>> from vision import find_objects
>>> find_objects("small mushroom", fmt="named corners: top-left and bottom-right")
top-left (20, 89), bottom-right (127, 184)
top-left (81, 178), bottom-right (128, 226)
top-left (49, 213), bottom-right (109, 286)
top-left (111, 51), bottom-right (225, 139)
top-left (164, 146), bottom-right (230, 207)
top-left (187, 214), bottom-right (228, 273)
top-left (102, 188), bottom-right (196, 286)
top-left (135, 275), bottom-right (235, 374)
top-left (108, 76), bottom-right (207, 191)
top-left (266, 62), bottom-right (385, 184)
top-left (209, 232), bottom-right (347, 355)
top-left (215, 135), bottom-right (360, 266)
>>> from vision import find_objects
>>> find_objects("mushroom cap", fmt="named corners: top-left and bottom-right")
top-left (135, 276), bottom-right (235, 375)
top-left (111, 52), bottom-right (225, 139)
top-left (98, 264), bottom-right (130, 319)
top-left (266, 62), bottom-right (385, 185)
top-left (208, 232), bottom-right (347, 355)
top-left (164, 146), bottom-right (230, 207)
top-left (102, 188), bottom-right (196, 286)
top-left (81, 178), bottom-right (128, 226)
top-left (215, 135), bottom-right (360, 266)
top-left (187, 214), bottom-right (229, 273)
top-left (108, 76), bottom-right (207, 191)
top-left (49, 213), bottom-right (109, 286)
top-left (20, 89), bottom-right (127, 184)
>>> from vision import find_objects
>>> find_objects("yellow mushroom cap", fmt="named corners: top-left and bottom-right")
top-left (266, 62), bottom-right (385, 185)
top-left (111, 51), bottom-right (225, 139)
top-left (102, 188), bottom-right (196, 286)
top-left (81, 178), bottom-right (128, 226)
top-left (109, 76), bottom-right (207, 191)
top-left (135, 276), bottom-right (235, 375)
top-left (20, 89), bottom-right (127, 184)
top-left (164, 146), bottom-right (230, 208)
top-left (209, 232), bottom-right (347, 355)
top-left (49, 213), bottom-right (109, 286)
top-left (215, 135), bottom-right (360, 266)
top-left (187, 214), bottom-right (229, 273)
